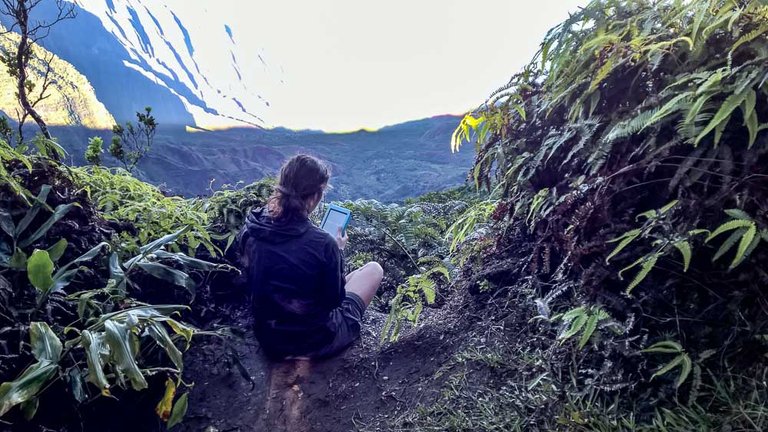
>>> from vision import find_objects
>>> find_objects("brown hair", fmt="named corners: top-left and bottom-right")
top-left (268, 154), bottom-right (330, 222)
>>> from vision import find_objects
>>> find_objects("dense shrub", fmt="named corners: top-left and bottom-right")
top-left (441, 0), bottom-right (768, 428)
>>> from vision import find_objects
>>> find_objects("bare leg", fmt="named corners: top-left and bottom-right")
top-left (344, 261), bottom-right (383, 306)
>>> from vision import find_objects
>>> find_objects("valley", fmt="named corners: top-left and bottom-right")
top-left (50, 114), bottom-right (472, 201)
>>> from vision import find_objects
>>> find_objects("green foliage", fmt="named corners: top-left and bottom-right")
top-left (447, 200), bottom-right (497, 253)
top-left (0, 138), bottom-right (32, 202)
top-left (706, 209), bottom-right (766, 269)
top-left (109, 107), bottom-right (157, 172)
top-left (642, 341), bottom-right (692, 389)
top-left (1, 222), bottom-right (222, 423)
top-left (426, 0), bottom-right (768, 429)
top-left (0, 147), bottom-right (228, 427)
top-left (70, 166), bottom-right (216, 256)
top-left (84, 136), bottom-right (104, 166)
top-left (552, 305), bottom-right (612, 350)
top-left (381, 258), bottom-right (449, 342)
top-left (0, 185), bottom-right (74, 269)
top-left (204, 179), bottom-right (274, 251)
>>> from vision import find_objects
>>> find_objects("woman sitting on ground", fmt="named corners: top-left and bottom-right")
top-left (236, 154), bottom-right (384, 360)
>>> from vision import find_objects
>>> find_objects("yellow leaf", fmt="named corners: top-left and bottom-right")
top-left (155, 378), bottom-right (176, 422)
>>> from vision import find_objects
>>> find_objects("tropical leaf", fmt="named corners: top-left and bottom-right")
top-left (0, 361), bottom-right (59, 416)
top-left (167, 392), bottom-right (189, 429)
top-left (19, 203), bottom-right (75, 248)
top-left (706, 219), bottom-right (754, 242)
top-left (103, 320), bottom-right (148, 391)
top-left (29, 322), bottom-right (62, 363)
top-left (27, 250), bottom-right (54, 293)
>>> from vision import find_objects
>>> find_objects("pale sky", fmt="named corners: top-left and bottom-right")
top-left (163, 1), bottom-right (587, 131)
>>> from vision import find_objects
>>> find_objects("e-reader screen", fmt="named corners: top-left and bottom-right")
top-left (321, 207), bottom-right (349, 236)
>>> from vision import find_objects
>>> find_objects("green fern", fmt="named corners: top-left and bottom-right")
top-left (553, 305), bottom-right (612, 350)
top-left (642, 340), bottom-right (693, 389)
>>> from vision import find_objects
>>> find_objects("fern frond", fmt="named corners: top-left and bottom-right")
top-left (673, 241), bottom-right (692, 272)
top-left (603, 108), bottom-right (659, 143)
top-left (695, 88), bottom-right (750, 146)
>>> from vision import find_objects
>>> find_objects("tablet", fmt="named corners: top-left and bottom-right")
top-left (320, 204), bottom-right (351, 237)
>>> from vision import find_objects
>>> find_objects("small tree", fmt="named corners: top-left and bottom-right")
top-left (0, 0), bottom-right (75, 154)
top-left (84, 136), bottom-right (103, 166)
top-left (109, 107), bottom-right (157, 172)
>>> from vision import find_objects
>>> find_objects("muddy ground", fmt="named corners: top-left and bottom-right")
top-left (178, 287), bottom-right (475, 432)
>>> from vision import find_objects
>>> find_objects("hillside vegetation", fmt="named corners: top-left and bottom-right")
top-left (1, 0), bottom-right (768, 431)
top-left (417, 0), bottom-right (768, 429)
top-left (0, 26), bottom-right (115, 129)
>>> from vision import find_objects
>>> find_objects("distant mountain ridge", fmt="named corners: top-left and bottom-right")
top-left (0, 2), bottom-right (474, 201)
top-left (53, 115), bottom-right (473, 202)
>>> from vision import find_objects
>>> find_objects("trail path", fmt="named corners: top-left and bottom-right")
top-left (179, 309), bottom-right (458, 432)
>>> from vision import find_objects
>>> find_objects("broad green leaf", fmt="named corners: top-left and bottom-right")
top-left (30, 322), bottom-right (62, 363)
top-left (15, 185), bottom-right (52, 238)
top-left (9, 248), bottom-right (28, 269)
top-left (19, 204), bottom-right (75, 248)
top-left (167, 392), bottom-right (189, 429)
top-left (0, 360), bottom-right (58, 416)
top-left (67, 368), bottom-right (87, 403)
top-left (27, 250), bottom-right (54, 292)
top-left (0, 209), bottom-right (14, 238)
top-left (153, 250), bottom-right (231, 272)
top-left (103, 320), bottom-right (148, 391)
top-left (135, 262), bottom-right (196, 293)
top-left (166, 319), bottom-right (195, 349)
top-left (80, 330), bottom-right (110, 393)
top-left (21, 397), bottom-right (39, 420)
top-left (46, 239), bottom-right (68, 262)
top-left (137, 226), bottom-right (191, 257)
top-left (147, 322), bottom-right (183, 371)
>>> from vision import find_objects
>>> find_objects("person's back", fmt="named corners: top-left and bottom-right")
top-left (239, 207), bottom-right (345, 358)
top-left (237, 154), bottom-right (383, 360)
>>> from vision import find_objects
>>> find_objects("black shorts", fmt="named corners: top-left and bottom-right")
top-left (310, 292), bottom-right (367, 359)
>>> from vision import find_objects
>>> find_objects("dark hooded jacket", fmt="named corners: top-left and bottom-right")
top-left (238, 207), bottom-right (345, 358)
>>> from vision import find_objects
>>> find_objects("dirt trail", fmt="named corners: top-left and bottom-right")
top-left (179, 300), bottom-right (465, 432)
